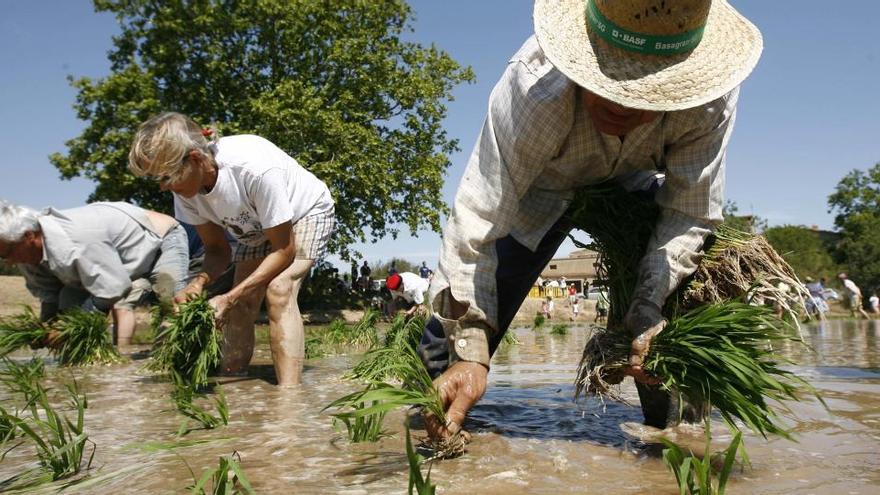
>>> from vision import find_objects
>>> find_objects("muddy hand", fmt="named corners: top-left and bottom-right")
top-left (623, 298), bottom-right (665, 385)
top-left (208, 294), bottom-right (232, 329)
top-left (425, 360), bottom-right (488, 441)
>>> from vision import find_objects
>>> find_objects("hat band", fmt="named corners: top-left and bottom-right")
top-left (585, 0), bottom-right (706, 55)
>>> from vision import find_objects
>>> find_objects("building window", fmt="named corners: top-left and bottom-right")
top-left (549, 264), bottom-right (557, 270)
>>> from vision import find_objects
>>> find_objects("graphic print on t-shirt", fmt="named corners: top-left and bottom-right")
top-left (221, 209), bottom-right (264, 245)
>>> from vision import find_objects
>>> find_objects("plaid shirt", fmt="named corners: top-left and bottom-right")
top-left (430, 37), bottom-right (738, 366)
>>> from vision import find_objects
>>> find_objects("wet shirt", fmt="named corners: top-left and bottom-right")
top-left (431, 36), bottom-right (736, 366)
top-left (174, 135), bottom-right (334, 247)
top-left (21, 202), bottom-right (163, 310)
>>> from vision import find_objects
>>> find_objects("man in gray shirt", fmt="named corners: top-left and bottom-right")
top-left (0, 200), bottom-right (189, 346)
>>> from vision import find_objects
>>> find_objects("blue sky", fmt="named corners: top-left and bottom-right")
top-left (1, 1), bottom-right (878, 271)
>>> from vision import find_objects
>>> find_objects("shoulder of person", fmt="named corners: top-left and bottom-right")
top-left (664, 87), bottom-right (741, 139)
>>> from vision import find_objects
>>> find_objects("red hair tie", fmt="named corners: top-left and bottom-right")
top-left (201, 128), bottom-right (213, 138)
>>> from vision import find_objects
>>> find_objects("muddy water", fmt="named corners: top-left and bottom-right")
top-left (1, 320), bottom-right (879, 494)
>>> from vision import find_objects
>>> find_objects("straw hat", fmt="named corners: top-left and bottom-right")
top-left (534, 0), bottom-right (763, 111)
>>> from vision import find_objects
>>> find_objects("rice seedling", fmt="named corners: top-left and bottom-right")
top-left (321, 319), bottom-right (351, 346)
top-left (349, 308), bottom-right (380, 349)
top-left (661, 425), bottom-right (744, 495)
top-left (499, 330), bottom-right (521, 349)
top-left (406, 425), bottom-right (437, 495)
top-left (186, 451), bottom-right (255, 495)
top-left (147, 296), bottom-right (222, 388)
top-left (172, 383), bottom-right (229, 436)
top-left (550, 324), bottom-right (569, 336)
top-left (54, 309), bottom-right (123, 366)
top-left (304, 336), bottom-right (326, 359)
top-left (533, 314), bottom-right (546, 329)
top-left (0, 307), bottom-right (48, 357)
top-left (0, 379), bottom-right (95, 490)
top-left (0, 357), bottom-right (45, 403)
top-left (345, 315), bottom-right (425, 383)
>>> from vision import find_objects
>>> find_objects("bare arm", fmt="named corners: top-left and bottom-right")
top-left (175, 222), bottom-right (231, 302)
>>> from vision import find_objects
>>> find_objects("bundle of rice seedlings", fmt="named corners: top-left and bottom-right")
top-left (54, 309), bottom-right (123, 366)
top-left (326, 340), bottom-right (466, 457)
top-left (0, 307), bottom-right (48, 357)
top-left (172, 383), bottom-right (229, 436)
top-left (305, 336), bottom-right (326, 359)
top-left (147, 296), bottom-right (222, 389)
top-left (533, 314), bottom-right (546, 329)
top-left (576, 302), bottom-right (819, 439)
top-left (186, 452), bottom-right (255, 495)
top-left (568, 185), bottom-right (818, 436)
top-left (550, 324), bottom-right (569, 336)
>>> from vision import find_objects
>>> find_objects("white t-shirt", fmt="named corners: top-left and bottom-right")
top-left (175, 135), bottom-right (334, 246)
top-left (391, 272), bottom-right (429, 305)
top-left (843, 279), bottom-right (862, 297)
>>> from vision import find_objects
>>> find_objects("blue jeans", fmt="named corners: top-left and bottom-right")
top-left (419, 215), bottom-right (572, 378)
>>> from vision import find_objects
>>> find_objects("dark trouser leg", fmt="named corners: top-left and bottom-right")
top-left (419, 216), bottom-right (572, 378)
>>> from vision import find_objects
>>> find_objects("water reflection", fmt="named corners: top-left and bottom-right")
top-left (0, 321), bottom-right (877, 493)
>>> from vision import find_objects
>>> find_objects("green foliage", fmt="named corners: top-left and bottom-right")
top-left (147, 296), bottom-right (222, 389)
top-left (55, 309), bottom-right (124, 366)
top-left (372, 258), bottom-right (418, 278)
top-left (0, 260), bottom-right (20, 276)
top-left (550, 324), bottom-right (569, 336)
top-left (721, 200), bottom-right (766, 233)
top-left (533, 314), bottom-right (546, 329)
top-left (52, 0), bottom-right (474, 260)
top-left (187, 452), bottom-right (255, 495)
top-left (834, 212), bottom-right (880, 291)
top-left (661, 427), bottom-right (743, 495)
top-left (827, 162), bottom-right (880, 229)
top-left (172, 384), bottom-right (229, 436)
top-left (763, 225), bottom-right (840, 281)
top-left (0, 307), bottom-right (48, 358)
top-left (406, 426), bottom-right (437, 495)
top-left (826, 163), bottom-right (880, 291)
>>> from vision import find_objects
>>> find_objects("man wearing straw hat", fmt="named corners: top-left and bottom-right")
top-left (419, 0), bottom-right (763, 439)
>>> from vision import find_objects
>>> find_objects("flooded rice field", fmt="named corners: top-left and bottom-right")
top-left (1, 319), bottom-right (879, 494)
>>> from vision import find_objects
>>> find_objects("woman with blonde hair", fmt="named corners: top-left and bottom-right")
top-left (129, 112), bottom-right (335, 386)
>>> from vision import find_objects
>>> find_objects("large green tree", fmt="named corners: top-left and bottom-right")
top-left (762, 225), bottom-right (839, 281)
top-left (50, 0), bottom-right (473, 259)
top-left (828, 162), bottom-right (880, 290)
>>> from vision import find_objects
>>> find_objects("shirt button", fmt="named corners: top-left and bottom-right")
top-left (456, 339), bottom-right (467, 349)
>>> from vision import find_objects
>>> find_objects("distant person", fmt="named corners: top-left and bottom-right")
top-left (388, 260), bottom-right (398, 275)
top-left (385, 272), bottom-right (429, 318)
top-left (804, 276), bottom-right (828, 321)
top-left (541, 296), bottom-right (553, 320)
top-left (419, 261), bottom-right (433, 279)
top-left (0, 200), bottom-right (189, 347)
top-left (570, 286), bottom-right (580, 321)
top-left (838, 273), bottom-right (870, 319)
top-left (594, 288), bottom-right (609, 324)
top-left (350, 262), bottom-right (358, 291)
top-left (535, 276), bottom-right (544, 297)
top-left (871, 292), bottom-right (880, 315)
top-left (359, 260), bottom-right (372, 292)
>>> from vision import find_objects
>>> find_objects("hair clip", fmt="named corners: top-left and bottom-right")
top-left (201, 128), bottom-right (213, 138)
